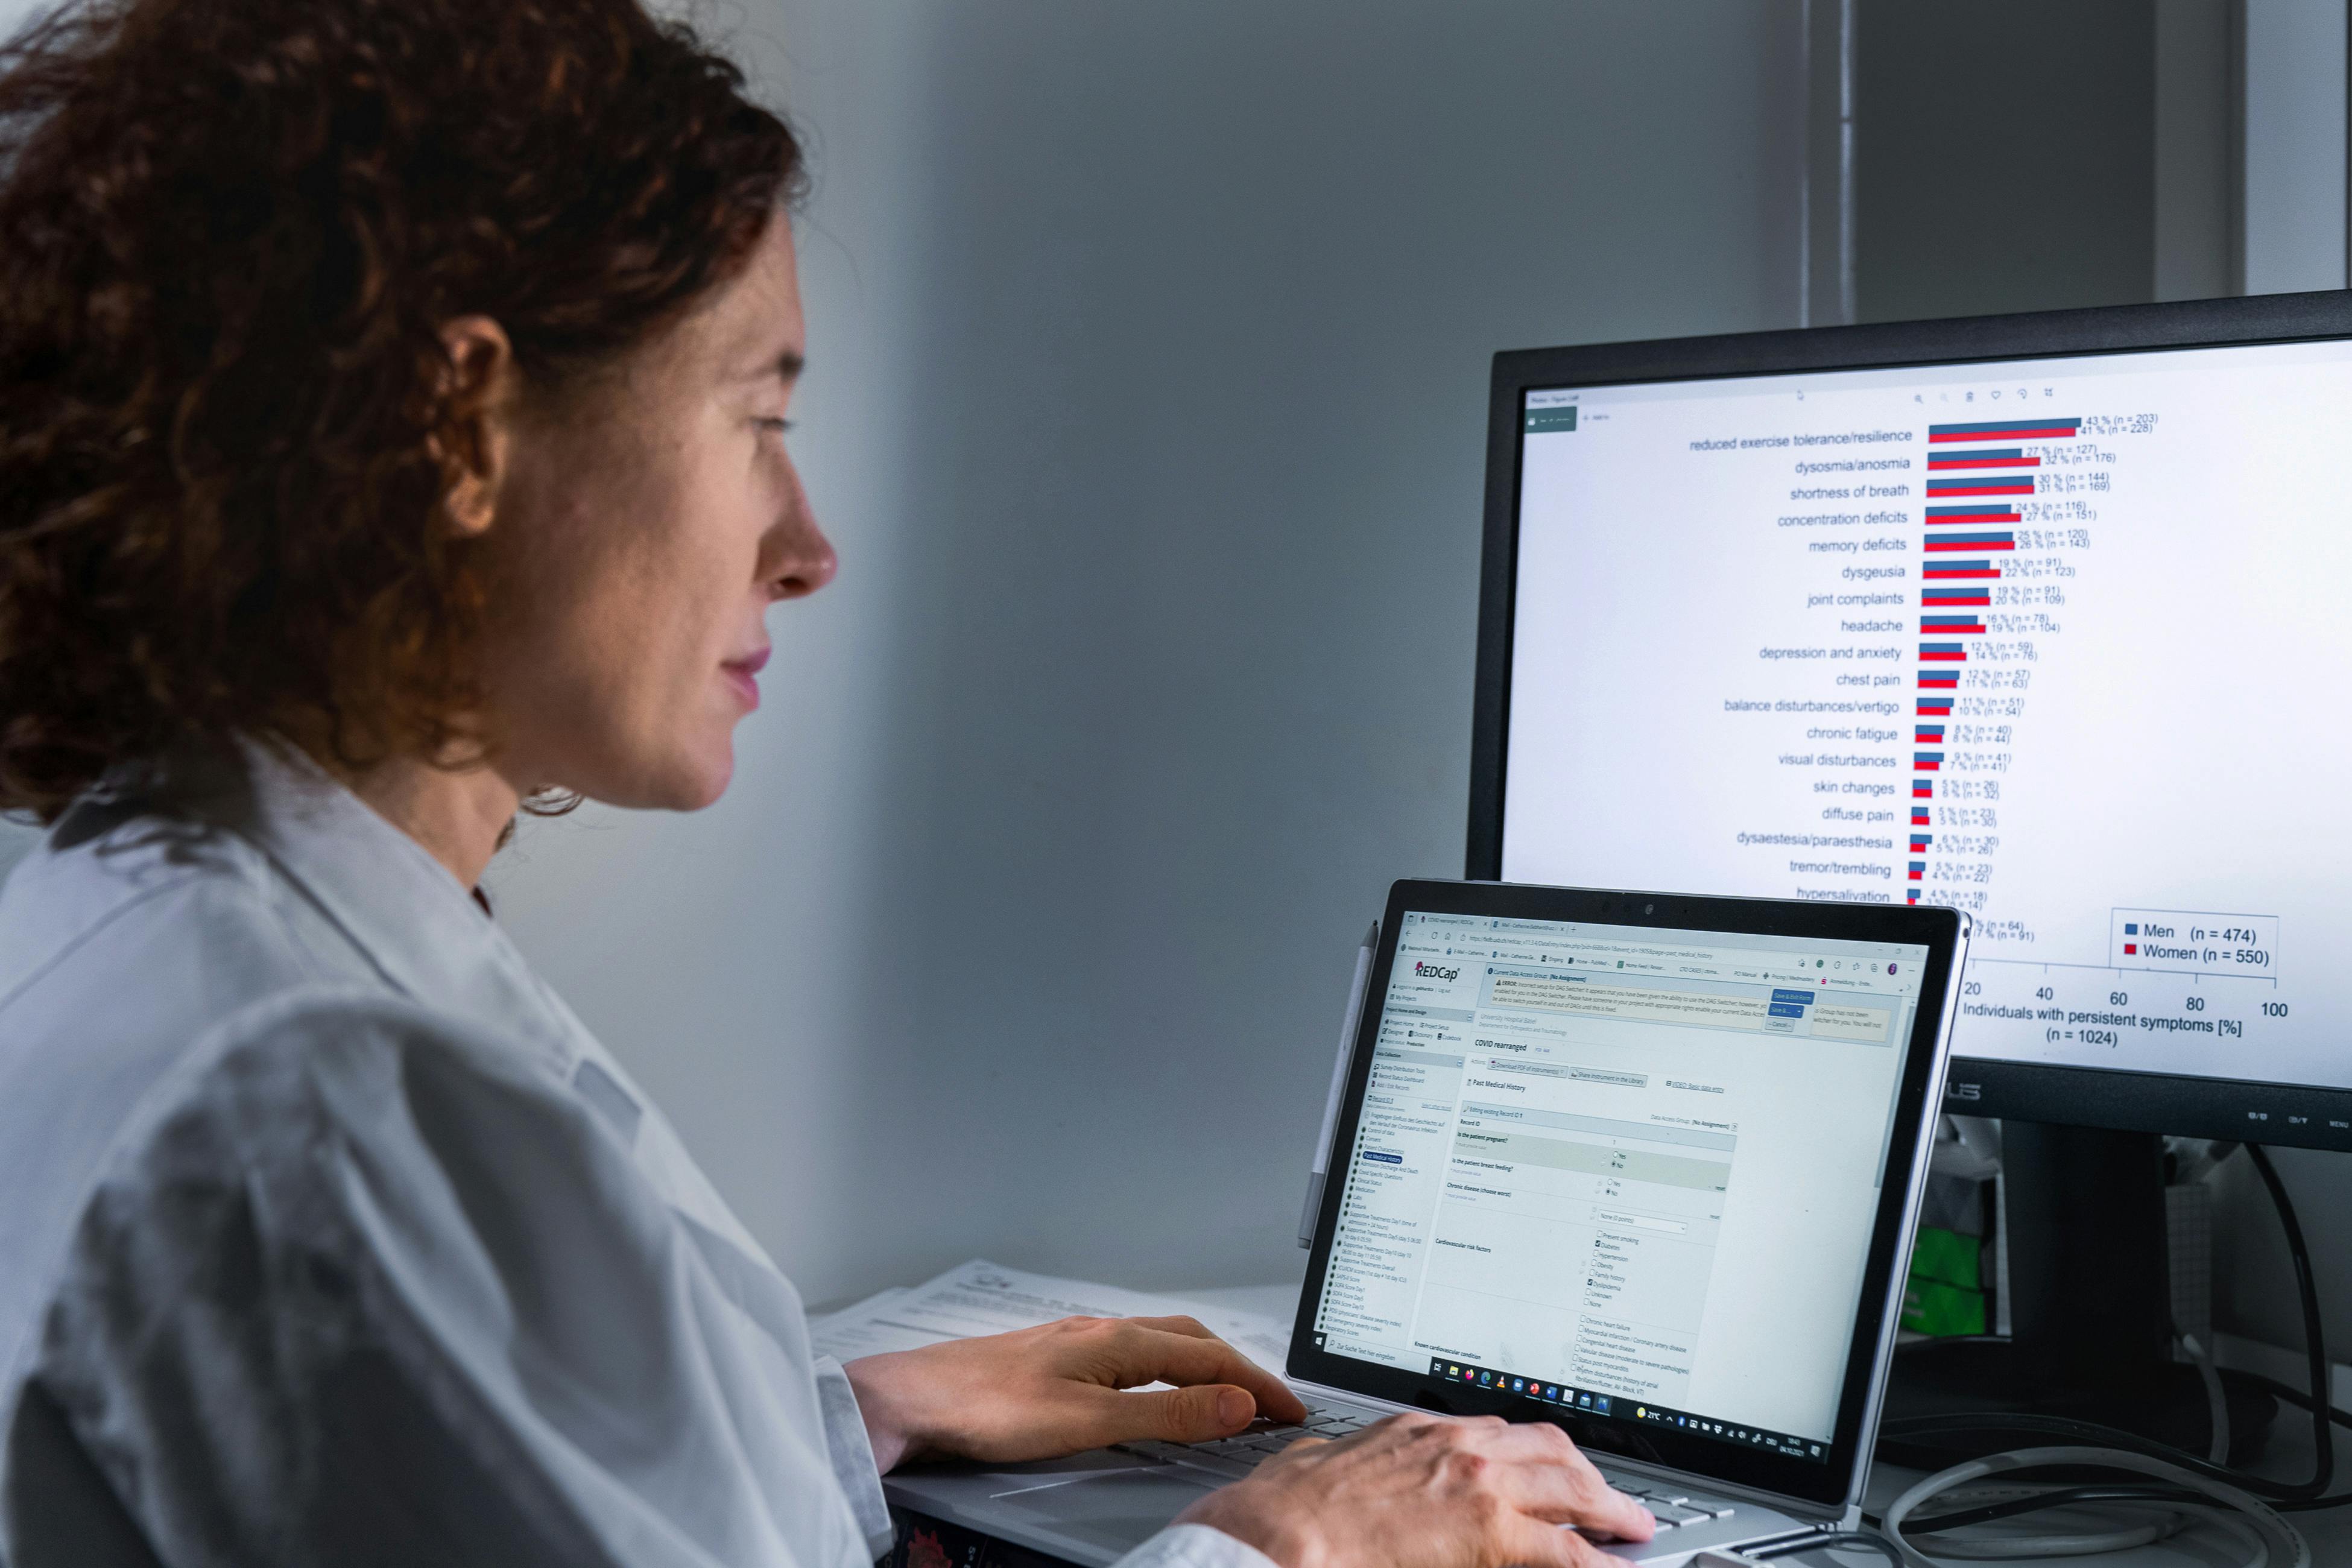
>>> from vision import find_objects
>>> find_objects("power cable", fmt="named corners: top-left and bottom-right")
top-left (2244, 1143), bottom-right (2332, 1500)
top-left (1880, 1447), bottom-right (2307, 1566)
top-left (1854, 1143), bottom-right (2333, 1560)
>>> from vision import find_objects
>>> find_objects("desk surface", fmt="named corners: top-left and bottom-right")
top-left (1180, 1282), bottom-right (2347, 1567)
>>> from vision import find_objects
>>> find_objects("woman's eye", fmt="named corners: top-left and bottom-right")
top-left (755, 416), bottom-right (794, 437)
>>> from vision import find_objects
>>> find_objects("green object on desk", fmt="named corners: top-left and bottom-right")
top-left (1901, 1225), bottom-right (1986, 1337)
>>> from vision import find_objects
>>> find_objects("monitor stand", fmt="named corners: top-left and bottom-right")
top-left (1880, 1122), bottom-right (2277, 1466)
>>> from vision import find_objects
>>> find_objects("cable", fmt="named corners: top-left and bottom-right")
top-left (1854, 1142), bottom-right (2336, 1560)
top-left (1877, 1411), bottom-right (2297, 1497)
top-left (1900, 1484), bottom-right (2193, 1533)
top-left (1882, 1479), bottom-right (2352, 1537)
top-left (2183, 1331), bottom-right (2231, 1464)
top-left (1903, 1500), bottom-right (2187, 1560)
top-left (2166, 1505), bottom-right (2273, 1568)
top-left (2242, 1371), bottom-right (2352, 1435)
top-left (1879, 1142), bottom-right (2335, 1505)
top-left (2245, 1143), bottom-right (2333, 1500)
top-left (1880, 1447), bottom-right (2309, 1567)
top-left (1886, 1482), bottom-right (2192, 1560)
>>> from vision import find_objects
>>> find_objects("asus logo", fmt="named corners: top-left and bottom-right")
top-left (1413, 961), bottom-right (1460, 981)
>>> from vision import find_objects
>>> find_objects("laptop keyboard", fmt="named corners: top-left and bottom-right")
top-left (1114, 1405), bottom-right (1736, 1532)
top-left (1117, 1403), bottom-right (1374, 1478)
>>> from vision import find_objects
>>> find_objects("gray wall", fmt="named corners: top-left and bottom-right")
top-left (485, 0), bottom-right (1812, 1304)
top-left (8, 0), bottom-right (2349, 1353)
top-left (1854, 0), bottom-right (2157, 323)
top-left (2244, 0), bottom-right (2350, 293)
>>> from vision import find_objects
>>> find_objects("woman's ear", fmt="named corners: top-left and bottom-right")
top-left (433, 315), bottom-right (517, 539)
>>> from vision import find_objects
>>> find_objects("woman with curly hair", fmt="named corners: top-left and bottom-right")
top-left (0, 1), bottom-right (1656, 1563)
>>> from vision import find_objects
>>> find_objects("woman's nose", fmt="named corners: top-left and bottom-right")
top-left (765, 470), bottom-right (837, 600)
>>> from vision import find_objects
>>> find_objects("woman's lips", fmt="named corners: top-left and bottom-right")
top-left (722, 646), bottom-right (770, 709)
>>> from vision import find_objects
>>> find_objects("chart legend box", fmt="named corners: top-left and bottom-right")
top-left (2110, 910), bottom-right (2278, 978)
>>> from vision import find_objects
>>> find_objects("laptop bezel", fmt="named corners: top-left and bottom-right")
top-left (1286, 877), bottom-right (1965, 1513)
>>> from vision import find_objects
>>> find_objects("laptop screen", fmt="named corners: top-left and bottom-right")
top-left (1305, 909), bottom-right (1930, 1464)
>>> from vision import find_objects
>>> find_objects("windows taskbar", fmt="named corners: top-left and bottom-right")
top-left (1425, 1358), bottom-right (1828, 1463)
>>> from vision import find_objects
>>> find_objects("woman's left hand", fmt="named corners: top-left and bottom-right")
top-left (844, 1314), bottom-right (1308, 1472)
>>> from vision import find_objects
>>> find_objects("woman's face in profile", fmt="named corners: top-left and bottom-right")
top-left (478, 218), bottom-right (836, 812)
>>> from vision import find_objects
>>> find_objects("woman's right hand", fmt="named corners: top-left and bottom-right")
top-left (1174, 1411), bottom-right (1656, 1568)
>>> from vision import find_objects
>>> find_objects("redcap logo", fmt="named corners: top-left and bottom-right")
top-left (1413, 960), bottom-right (1461, 981)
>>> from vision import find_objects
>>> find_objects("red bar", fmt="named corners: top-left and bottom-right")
top-left (1926, 511), bottom-right (2019, 524)
top-left (1920, 650), bottom-right (1967, 662)
top-left (1909, 869), bottom-right (1924, 880)
top-left (1924, 538), bottom-right (2016, 552)
top-left (1929, 425), bottom-right (2079, 443)
top-left (1923, 623), bottom-right (1987, 634)
top-left (1924, 592), bottom-right (1991, 605)
top-left (1912, 811), bottom-right (1931, 825)
top-left (1912, 784), bottom-right (1934, 797)
top-left (1924, 566), bottom-right (2002, 578)
top-left (1929, 480), bottom-right (2034, 496)
top-left (1928, 457), bottom-right (2040, 469)
top-left (1915, 759), bottom-right (1943, 771)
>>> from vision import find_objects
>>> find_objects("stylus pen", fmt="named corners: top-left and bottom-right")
top-left (1298, 920), bottom-right (1379, 1248)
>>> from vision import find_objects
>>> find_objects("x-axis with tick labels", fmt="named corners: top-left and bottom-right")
top-left (1970, 956), bottom-right (2280, 987)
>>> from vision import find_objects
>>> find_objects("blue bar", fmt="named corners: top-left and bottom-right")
top-left (1915, 751), bottom-right (1946, 763)
top-left (1926, 504), bottom-right (2022, 517)
top-left (1921, 615), bottom-right (1981, 627)
top-left (1927, 558), bottom-right (1993, 571)
top-left (1770, 988), bottom-right (1815, 1007)
top-left (1923, 587), bottom-right (1980, 601)
top-left (1929, 418), bottom-right (2081, 435)
top-left (1768, 1003), bottom-right (1806, 1019)
top-left (1931, 447), bottom-right (2023, 461)
top-left (1931, 532), bottom-right (2015, 545)
top-left (1919, 642), bottom-right (1963, 654)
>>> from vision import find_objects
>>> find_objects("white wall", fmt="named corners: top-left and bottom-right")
top-left (485, 0), bottom-right (1813, 1305)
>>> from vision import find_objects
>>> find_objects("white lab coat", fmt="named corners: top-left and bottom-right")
top-left (0, 738), bottom-right (1262, 1568)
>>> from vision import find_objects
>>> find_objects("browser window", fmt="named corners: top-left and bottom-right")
top-left (1505, 342), bottom-right (2352, 1095)
top-left (1310, 912), bottom-right (1927, 1461)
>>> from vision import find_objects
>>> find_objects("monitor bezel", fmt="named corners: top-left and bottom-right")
top-left (1467, 289), bottom-right (2352, 1149)
top-left (1286, 877), bottom-right (1965, 1514)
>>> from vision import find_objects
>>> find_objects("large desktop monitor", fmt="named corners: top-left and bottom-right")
top-left (1468, 290), bottom-right (2352, 1155)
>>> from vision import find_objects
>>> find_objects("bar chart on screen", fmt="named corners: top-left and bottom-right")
top-left (1502, 346), bottom-right (2352, 1089)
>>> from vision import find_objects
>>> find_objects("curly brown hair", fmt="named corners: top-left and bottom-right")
top-left (0, 0), bottom-right (804, 821)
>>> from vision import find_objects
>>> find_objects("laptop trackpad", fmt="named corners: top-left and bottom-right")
top-left (992, 1470), bottom-right (1219, 1555)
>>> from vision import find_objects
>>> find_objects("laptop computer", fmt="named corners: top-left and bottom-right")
top-left (884, 879), bottom-right (1968, 1566)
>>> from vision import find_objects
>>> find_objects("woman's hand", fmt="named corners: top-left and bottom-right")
top-left (844, 1314), bottom-right (1307, 1472)
top-left (1176, 1411), bottom-right (1656, 1568)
